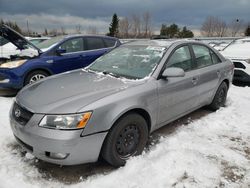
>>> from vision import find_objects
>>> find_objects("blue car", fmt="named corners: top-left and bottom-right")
top-left (0, 25), bottom-right (121, 95)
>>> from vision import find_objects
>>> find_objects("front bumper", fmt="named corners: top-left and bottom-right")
top-left (9, 108), bottom-right (108, 165)
top-left (0, 68), bottom-right (24, 91)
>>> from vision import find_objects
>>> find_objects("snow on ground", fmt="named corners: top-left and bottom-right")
top-left (0, 85), bottom-right (250, 188)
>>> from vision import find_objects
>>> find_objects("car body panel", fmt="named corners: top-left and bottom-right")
top-left (10, 40), bottom-right (233, 165)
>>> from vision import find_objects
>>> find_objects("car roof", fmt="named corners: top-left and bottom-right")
top-left (123, 39), bottom-right (197, 48)
top-left (62, 34), bottom-right (119, 40)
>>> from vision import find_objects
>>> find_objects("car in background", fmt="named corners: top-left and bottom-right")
top-left (220, 38), bottom-right (250, 85)
top-left (10, 40), bottom-right (233, 167)
top-left (27, 37), bottom-right (50, 46)
top-left (0, 36), bottom-right (38, 59)
top-left (0, 25), bottom-right (121, 95)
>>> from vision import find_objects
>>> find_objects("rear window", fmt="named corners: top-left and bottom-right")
top-left (86, 37), bottom-right (105, 50)
top-left (104, 38), bottom-right (116, 47)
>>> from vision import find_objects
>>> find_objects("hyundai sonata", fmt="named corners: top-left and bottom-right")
top-left (10, 40), bottom-right (234, 167)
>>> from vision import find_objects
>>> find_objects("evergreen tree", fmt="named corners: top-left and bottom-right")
top-left (245, 25), bottom-right (250, 36)
top-left (1, 20), bottom-right (22, 34)
top-left (160, 23), bottom-right (179, 38)
top-left (108, 13), bottom-right (119, 37)
top-left (178, 26), bottom-right (194, 38)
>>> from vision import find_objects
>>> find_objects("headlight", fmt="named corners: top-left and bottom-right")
top-left (0, 60), bottom-right (26, 68)
top-left (39, 112), bottom-right (92, 130)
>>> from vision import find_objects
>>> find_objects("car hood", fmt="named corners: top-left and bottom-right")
top-left (0, 24), bottom-right (41, 53)
top-left (221, 43), bottom-right (250, 60)
top-left (16, 70), bottom-right (143, 114)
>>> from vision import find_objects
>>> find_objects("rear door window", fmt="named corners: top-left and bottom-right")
top-left (192, 45), bottom-right (213, 68)
top-left (210, 50), bottom-right (222, 64)
top-left (103, 38), bottom-right (116, 47)
top-left (85, 37), bottom-right (106, 50)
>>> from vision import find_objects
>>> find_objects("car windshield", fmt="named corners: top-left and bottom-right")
top-left (88, 45), bottom-right (166, 79)
top-left (36, 36), bottom-right (64, 49)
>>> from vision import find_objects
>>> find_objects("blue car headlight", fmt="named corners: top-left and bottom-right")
top-left (0, 60), bottom-right (26, 68)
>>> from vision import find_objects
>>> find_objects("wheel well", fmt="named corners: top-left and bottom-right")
top-left (222, 79), bottom-right (229, 88)
top-left (24, 69), bottom-right (52, 85)
top-left (118, 108), bottom-right (152, 133)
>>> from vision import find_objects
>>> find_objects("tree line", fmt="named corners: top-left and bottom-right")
top-left (1, 14), bottom-right (250, 38)
top-left (200, 16), bottom-right (250, 37)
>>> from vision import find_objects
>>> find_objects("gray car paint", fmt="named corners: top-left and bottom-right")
top-left (10, 40), bottom-right (233, 165)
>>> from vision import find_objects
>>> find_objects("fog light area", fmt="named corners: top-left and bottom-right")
top-left (45, 151), bottom-right (69, 159)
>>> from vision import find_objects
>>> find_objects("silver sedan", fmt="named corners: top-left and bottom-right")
top-left (10, 40), bottom-right (234, 167)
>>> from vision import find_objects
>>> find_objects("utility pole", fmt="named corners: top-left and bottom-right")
top-left (27, 20), bottom-right (30, 36)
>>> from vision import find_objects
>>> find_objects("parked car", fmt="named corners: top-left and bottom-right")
top-left (26, 37), bottom-right (50, 46)
top-left (0, 36), bottom-right (38, 59)
top-left (220, 38), bottom-right (250, 85)
top-left (10, 40), bottom-right (234, 167)
top-left (0, 25), bottom-right (121, 95)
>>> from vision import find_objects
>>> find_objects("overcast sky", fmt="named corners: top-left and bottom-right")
top-left (0, 0), bottom-right (249, 35)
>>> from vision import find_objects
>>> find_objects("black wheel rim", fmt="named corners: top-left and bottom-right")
top-left (216, 88), bottom-right (226, 107)
top-left (115, 124), bottom-right (140, 159)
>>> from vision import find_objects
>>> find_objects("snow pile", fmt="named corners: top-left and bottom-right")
top-left (0, 85), bottom-right (249, 188)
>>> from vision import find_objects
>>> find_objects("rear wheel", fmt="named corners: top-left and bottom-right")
top-left (102, 113), bottom-right (148, 167)
top-left (24, 70), bottom-right (49, 86)
top-left (208, 82), bottom-right (228, 111)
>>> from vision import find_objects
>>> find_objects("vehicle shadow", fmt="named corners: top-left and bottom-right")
top-left (15, 107), bottom-right (212, 184)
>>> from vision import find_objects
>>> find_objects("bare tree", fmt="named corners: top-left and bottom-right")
top-left (119, 17), bottom-right (131, 38)
top-left (229, 19), bottom-right (244, 37)
top-left (201, 16), bottom-right (227, 37)
top-left (214, 19), bottom-right (227, 37)
top-left (86, 26), bottom-right (98, 34)
top-left (131, 14), bottom-right (141, 38)
top-left (142, 11), bottom-right (152, 38)
top-left (61, 26), bottom-right (66, 35)
top-left (75, 24), bottom-right (81, 34)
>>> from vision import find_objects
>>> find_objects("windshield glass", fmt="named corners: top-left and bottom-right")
top-left (36, 36), bottom-right (64, 49)
top-left (88, 45), bottom-right (166, 79)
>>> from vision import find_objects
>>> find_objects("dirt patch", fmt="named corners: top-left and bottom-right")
top-left (221, 161), bottom-right (246, 184)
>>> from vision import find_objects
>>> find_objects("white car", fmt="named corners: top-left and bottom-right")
top-left (0, 36), bottom-right (49, 59)
top-left (26, 37), bottom-right (50, 45)
top-left (221, 38), bottom-right (250, 85)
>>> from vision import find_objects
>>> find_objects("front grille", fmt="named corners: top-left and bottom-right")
top-left (14, 135), bottom-right (33, 152)
top-left (12, 102), bottom-right (33, 126)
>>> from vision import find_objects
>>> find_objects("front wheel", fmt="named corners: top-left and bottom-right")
top-left (208, 82), bottom-right (228, 111)
top-left (101, 113), bottom-right (149, 167)
top-left (24, 70), bottom-right (49, 86)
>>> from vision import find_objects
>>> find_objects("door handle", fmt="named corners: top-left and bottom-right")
top-left (192, 77), bottom-right (198, 85)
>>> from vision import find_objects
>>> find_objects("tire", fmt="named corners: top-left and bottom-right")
top-left (208, 82), bottom-right (228, 111)
top-left (24, 70), bottom-right (49, 86)
top-left (101, 113), bottom-right (149, 167)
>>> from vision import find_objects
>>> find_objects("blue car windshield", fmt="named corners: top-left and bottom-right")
top-left (88, 45), bottom-right (166, 79)
top-left (36, 36), bottom-right (64, 50)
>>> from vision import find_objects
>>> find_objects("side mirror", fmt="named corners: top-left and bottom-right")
top-left (161, 67), bottom-right (185, 78)
top-left (55, 48), bottom-right (66, 56)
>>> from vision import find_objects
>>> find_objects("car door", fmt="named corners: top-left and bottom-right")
top-left (52, 37), bottom-right (87, 73)
top-left (191, 44), bottom-right (223, 105)
top-left (157, 45), bottom-right (201, 126)
top-left (84, 37), bottom-right (110, 63)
